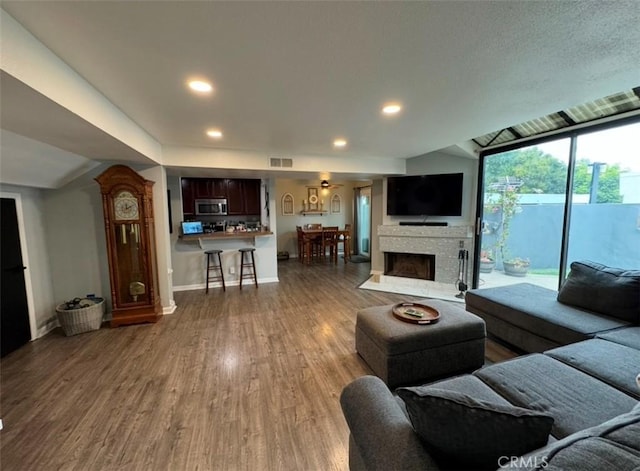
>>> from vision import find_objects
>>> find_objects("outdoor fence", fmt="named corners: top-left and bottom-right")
top-left (482, 203), bottom-right (640, 271)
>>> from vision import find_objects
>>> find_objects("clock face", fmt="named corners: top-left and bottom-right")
top-left (114, 191), bottom-right (139, 220)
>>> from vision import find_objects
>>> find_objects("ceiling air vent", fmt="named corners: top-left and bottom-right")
top-left (281, 158), bottom-right (293, 168)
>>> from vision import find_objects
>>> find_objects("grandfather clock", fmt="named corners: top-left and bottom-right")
top-left (96, 165), bottom-right (161, 327)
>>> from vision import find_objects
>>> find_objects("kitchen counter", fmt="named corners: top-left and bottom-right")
top-left (180, 231), bottom-right (273, 248)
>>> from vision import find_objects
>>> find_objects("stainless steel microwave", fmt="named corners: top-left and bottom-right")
top-left (195, 198), bottom-right (228, 216)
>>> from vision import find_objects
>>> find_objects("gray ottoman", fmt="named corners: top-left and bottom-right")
top-left (355, 299), bottom-right (486, 388)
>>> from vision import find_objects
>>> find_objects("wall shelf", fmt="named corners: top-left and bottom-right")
top-left (301, 210), bottom-right (328, 216)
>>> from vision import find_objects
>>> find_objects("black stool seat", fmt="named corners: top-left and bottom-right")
top-left (239, 248), bottom-right (258, 289)
top-left (205, 249), bottom-right (225, 293)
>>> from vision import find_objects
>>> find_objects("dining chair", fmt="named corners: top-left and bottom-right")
top-left (298, 225), bottom-right (321, 264)
top-left (296, 226), bottom-right (305, 263)
top-left (321, 226), bottom-right (339, 263)
top-left (339, 224), bottom-right (352, 262)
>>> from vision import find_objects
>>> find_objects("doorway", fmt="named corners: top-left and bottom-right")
top-left (474, 140), bottom-right (570, 290)
top-left (1, 196), bottom-right (34, 357)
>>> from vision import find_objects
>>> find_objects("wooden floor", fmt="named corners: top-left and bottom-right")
top-left (1, 260), bottom-right (515, 470)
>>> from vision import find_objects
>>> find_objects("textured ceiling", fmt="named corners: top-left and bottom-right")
top-left (2, 1), bottom-right (640, 162)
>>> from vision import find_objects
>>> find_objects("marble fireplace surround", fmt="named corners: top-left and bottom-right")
top-left (377, 225), bottom-right (474, 284)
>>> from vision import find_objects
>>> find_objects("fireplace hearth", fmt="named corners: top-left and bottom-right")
top-left (384, 252), bottom-right (435, 281)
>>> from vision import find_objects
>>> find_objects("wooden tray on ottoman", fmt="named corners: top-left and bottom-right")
top-left (392, 302), bottom-right (440, 325)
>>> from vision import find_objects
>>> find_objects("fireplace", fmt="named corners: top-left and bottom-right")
top-left (384, 252), bottom-right (435, 281)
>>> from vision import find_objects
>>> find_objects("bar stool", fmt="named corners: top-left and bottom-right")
top-left (239, 248), bottom-right (258, 289)
top-left (205, 249), bottom-right (225, 293)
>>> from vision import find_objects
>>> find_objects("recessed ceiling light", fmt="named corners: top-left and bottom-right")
top-left (333, 138), bottom-right (347, 148)
top-left (188, 80), bottom-right (213, 93)
top-left (206, 129), bottom-right (223, 138)
top-left (382, 103), bottom-right (402, 115)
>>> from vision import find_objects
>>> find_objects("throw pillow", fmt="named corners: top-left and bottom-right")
top-left (396, 387), bottom-right (554, 470)
top-left (557, 260), bottom-right (640, 323)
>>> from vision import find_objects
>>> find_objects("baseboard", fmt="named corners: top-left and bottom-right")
top-left (285, 250), bottom-right (345, 261)
top-left (173, 276), bottom-right (279, 292)
top-left (36, 316), bottom-right (60, 339)
top-left (163, 300), bottom-right (177, 315)
top-left (173, 283), bottom-right (205, 292)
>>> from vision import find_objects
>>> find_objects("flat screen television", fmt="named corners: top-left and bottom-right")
top-left (387, 173), bottom-right (463, 216)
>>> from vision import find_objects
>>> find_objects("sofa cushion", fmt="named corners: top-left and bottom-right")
top-left (596, 326), bottom-right (640, 350)
top-left (466, 283), bottom-right (628, 347)
top-left (417, 374), bottom-right (515, 406)
top-left (545, 339), bottom-right (640, 399)
top-left (557, 260), bottom-right (640, 323)
top-left (396, 386), bottom-right (553, 470)
top-left (501, 406), bottom-right (640, 470)
top-left (474, 353), bottom-right (638, 438)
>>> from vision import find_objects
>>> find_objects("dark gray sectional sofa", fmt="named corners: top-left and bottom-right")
top-left (340, 261), bottom-right (640, 470)
top-left (341, 328), bottom-right (640, 470)
top-left (465, 261), bottom-right (640, 353)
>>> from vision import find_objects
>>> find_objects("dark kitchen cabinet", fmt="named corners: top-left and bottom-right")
top-left (193, 179), bottom-right (213, 198)
top-left (211, 179), bottom-right (227, 198)
top-left (243, 179), bottom-right (261, 215)
top-left (180, 177), bottom-right (261, 217)
top-left (181, 178), bottom-right (195, 216)
top-left (226, 179), bottom-right (244, 215)
top-left (227, 179), bottom-right (261, 216)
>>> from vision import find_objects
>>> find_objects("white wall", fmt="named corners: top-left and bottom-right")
top-left (373, 151), bottom-right (479, 272)
top-left (43, 164), bottom-right (113, 314)
top-left (1, 10), bottom-right (162, 164)
top-left (0, 185), bottom-right (56, 337)
top-left (169, 176), bottom-right (279, 290)
top-left (42, 163), bottom-right (177, 320)
top-left (370, 179), bottom-right (384, 273)
top-left (163, 145), bottom-right (406, 176)
top-left (274, 179), bottom-right (359, 257)
top-left (382, 151), bottom-right (478, 227)
top-left (138, 166), bottom-right (176, 314)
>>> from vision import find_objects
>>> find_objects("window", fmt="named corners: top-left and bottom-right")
top-left (475, 118), bottom-right (640, 289)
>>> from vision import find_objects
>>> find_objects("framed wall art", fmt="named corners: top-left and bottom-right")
top-left (331, 194), bottom-right (342, 214)
top-left (282, 193), bottom-right (294, 215)
top-left (307, 187), bottom-right (319, 210)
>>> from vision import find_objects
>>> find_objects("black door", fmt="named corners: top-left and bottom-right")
top-left (1, 198), bottom-right (31, 357)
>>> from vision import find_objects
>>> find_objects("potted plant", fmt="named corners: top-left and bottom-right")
top-left (479, 249), bottom-right (495, 273)
top-left (503, 257), bottom-right (531, 277)
top-left (489, 177), bottom-right (529, 276)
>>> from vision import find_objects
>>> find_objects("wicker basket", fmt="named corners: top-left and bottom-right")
top-left (55, 298), bottom-right (105, 336)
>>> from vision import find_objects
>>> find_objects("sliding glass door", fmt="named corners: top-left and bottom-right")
top-left (476, 139), bottom-right (570, 289)
top-left (567, 122), bottom-right (640, 269)
top-left (475, 118), bottom-right (640, 289)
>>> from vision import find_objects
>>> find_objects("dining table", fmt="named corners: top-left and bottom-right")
top-left (299, 228), bottom-right (351, 264)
